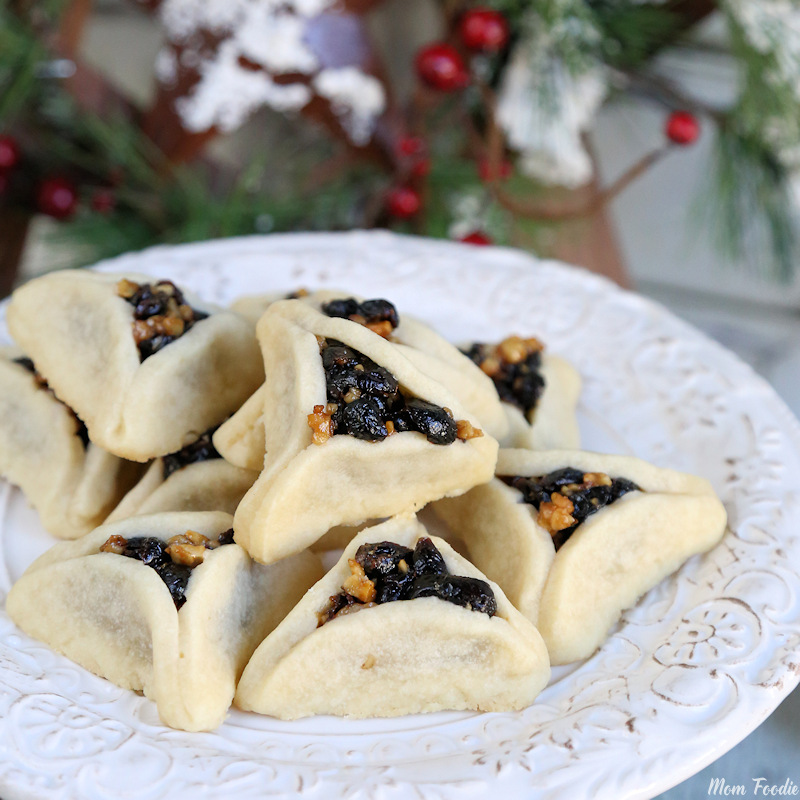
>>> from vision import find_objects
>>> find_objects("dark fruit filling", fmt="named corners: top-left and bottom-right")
top-left (502, 468), bottom-right (641, 551)
top-left (463, 336), bottom-right (545, 417)
top-left (317, 537), bottom-right (496, 626)
top-left (308, 339), bottom-right (482, 445)
top-left (13, 356), bottom-right (89, 447)
top-left (99, 528), bottom-right (235, 609)
top-left (321, 297), bottom-right (399, 338)
top-left (117, 278), bottom-right (209, 361)
top-left (162, 427), bottom-right (221, 480)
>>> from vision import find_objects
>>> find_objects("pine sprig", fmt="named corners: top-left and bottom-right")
top-left (703, 124), bottom-right (797, 281)
top-left (589, 2), bottom-right (681, 69)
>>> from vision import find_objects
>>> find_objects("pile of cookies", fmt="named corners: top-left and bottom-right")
top-left (0, 270), bottom-right (727, 730)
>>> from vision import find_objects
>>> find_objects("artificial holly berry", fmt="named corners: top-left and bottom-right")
top-left (459, 8), bottom-right (510, 53)
top-left (398, 136), bottom-right (426, 157)
top-left (386, 186), bottom-right (421, 218)
top-left (411, 158), bottom-right (431, 178)
top-left (415, 44), bottom-right (470, 92)
top-left (478, 158), bottom-right (512, 182)
top-left (91, 188), bottom-right (116, 214)
top-left (460, 231), bottom-right (492, 246)
top-left (0, 135), bottom-right (20, 171)
top-left (37, 177), bottom-right (79, 220)
top-left (665, 111), bottom-right (700, 146)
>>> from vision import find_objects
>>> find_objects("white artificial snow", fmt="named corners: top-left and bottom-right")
top-left (237, 9), bottom-right (319, 74)
top-left (497, 44), bottom-right (607, 188)
top-left (313, 67), bottom-right (386, 145)
top-left (725, 0), bottom-right (800, 98)
top-left (176, 39), bottom-right (312, 132)
top-left (155, 49), bottom-right (178, 86)
top-left (447, 192), bottom-right (487, 240)
top-left (159, 0), bottom-right (251, 40)
top-left (155, 0), bottom-right (382, 142)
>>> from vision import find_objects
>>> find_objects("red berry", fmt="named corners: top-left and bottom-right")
top-left (460, 231), bottom-right (492, 246)
top-left (0, 135), bottom-right (20, 171)
top-left (459, 8), bottom-right (510, 52)
top-left (478, 158), bottom-right (512, 182)
top-left (415, 44), bottom-right (470, 92)
top-left (386, 186), bottom-right (421, 218)
top-left (665, 111), bottom-right (700, 146)
top-left (37, 177), bottom-right (78, 220)
top-left (411, 158), bottom-right (431, 178)
top-left (91, 188), bottom-right (116, 214)
top-left (398, 136), bottom-right (426, 157)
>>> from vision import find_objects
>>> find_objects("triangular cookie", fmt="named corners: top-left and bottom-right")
top-left (433, 449), bottom-right (727, 664)
top-left (214, 291), bottom-right (510, 471)
top-left (232, 300), bottom-right (499, 563)
top-left (6, 511), bottom-right (323, 731)
top-left (0, 349), bottom-right (143, 538)
top-left (235, 515), bottom-right (550, 719)
top-left (463, 336), bottom-right (581, 450)
top-left (7, 271), bottom-right (263, 461)
top-left (106, 427), bottom-right (257, 522)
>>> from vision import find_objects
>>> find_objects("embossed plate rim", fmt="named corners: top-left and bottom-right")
top-left (2, 230), bottom-right (800, 800)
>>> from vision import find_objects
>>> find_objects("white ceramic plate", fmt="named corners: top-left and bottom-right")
top-left (2, 231), bottom-right (800, 800)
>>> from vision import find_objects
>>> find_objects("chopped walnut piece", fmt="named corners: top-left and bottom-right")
top-left (308, 403), bottom-right (336, 445)
top-left (456, 419), bottom-right (484, 441)
top-left (337, 601), bottom-right (377, 618)
top-left (342, 559), bottom-right (377, 603)
top-left (132, 315), bottom-right (185, 344)
top-left (479, 356), bottom-right (502, 377)
top-left (168, 530), bottom-right (210, 548)
top-left (538, 493), bottom-right (577, 534)
top-left (167, 542), bottom-right (207, 567)
top-left (497, 335), bottom-right (544, 364)
top-left (100, 535), bottom-right (127, 554)
top-left (365, 320), bottom-right (394, 339)
top-left (343, 387), bottom-right (362, 404)
top-left (116, 278), bottom-right (138, 299)
top-left (582, 472), bottom-right (613, 487)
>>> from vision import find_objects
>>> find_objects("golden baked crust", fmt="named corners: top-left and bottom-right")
top-left (6, 511), bottom-right (323, 731)
top-left (0, 349), bottom-right (143, 539)
top-left (235, 515), bottom-right (550, 719)
top-left (215, 291), bottom-right (510, 471)
top-left (433, 448), bottom-right (728, 664)
top-left (106, 459), bottom-right (257, 522)
top-left (232, 301), bottom-right (499, 564)
top-left (500, 355), bottom-right (581, 450)
top-left (6, 271), bottom-right (264, 461)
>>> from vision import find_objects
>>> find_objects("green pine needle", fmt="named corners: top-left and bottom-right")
top-left (703, 125), bottom-right (797, 282)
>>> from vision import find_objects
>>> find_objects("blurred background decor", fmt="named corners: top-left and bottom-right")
top-left (1, 0), bottom-right (799, 298)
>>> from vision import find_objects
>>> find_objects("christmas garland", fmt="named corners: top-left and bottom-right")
top-left (0, 0), bottom-right (797, 280)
